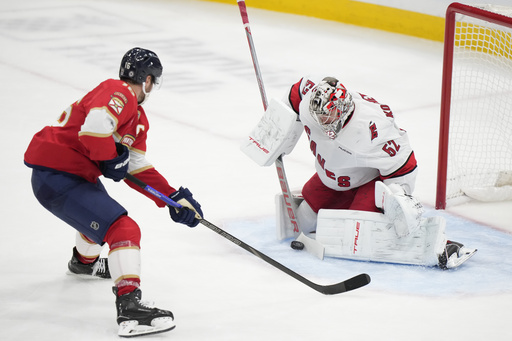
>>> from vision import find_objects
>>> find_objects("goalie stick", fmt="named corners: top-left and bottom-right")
top-left (125, 173), bottom-right (371, 295)
top-left (237, 0), bottom-right (301, 235)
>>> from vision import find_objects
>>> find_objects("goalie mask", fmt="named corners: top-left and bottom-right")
top-left (309, 77), bottom-right (354, 139)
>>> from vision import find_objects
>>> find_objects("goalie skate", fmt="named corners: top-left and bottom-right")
top-left (115, 288), bottom-right (175, 338)
top-left (438, 241), bottom-right (477, 270)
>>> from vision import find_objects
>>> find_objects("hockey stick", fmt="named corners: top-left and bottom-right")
top-left (237, 0), bottom-right (301, 235)
top-left (125, 173), bottom-right (370, 295)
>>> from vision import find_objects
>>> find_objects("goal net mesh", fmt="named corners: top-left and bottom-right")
top-left (444, 4), bottom-right (512, 205)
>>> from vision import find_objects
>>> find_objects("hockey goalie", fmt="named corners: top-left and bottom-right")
top-left (241, 75), bottom-right (476, 269)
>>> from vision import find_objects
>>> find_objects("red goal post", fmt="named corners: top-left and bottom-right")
top-left (436, 2), bottom-right (512, 209)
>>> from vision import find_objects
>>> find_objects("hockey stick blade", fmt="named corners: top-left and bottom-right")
top-left (199, 218), bottom-right (371, 295)
top-left (125, 174), bottom-right (371, 295)
top-left (322, 273), bottom-right (371, 295)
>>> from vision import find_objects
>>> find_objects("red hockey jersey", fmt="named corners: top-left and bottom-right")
top-left (24, 79), bottom-right (175, 207)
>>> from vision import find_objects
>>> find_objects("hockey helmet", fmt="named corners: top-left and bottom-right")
top-left (119, 47), bottom-right (163, 89)
top-left (309, 77), bottom-right (354, 139)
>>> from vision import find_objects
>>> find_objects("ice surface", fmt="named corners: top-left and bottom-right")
top-left (1, 0), bottom-right (511, 340)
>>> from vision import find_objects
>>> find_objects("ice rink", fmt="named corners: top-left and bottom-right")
top-left (1, 0), bottom-right (511, 340)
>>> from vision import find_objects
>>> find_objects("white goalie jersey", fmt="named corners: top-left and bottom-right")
top-left (242, 75), bottom-right (476, 268)
top-left (287, 75), bottom-right (418, 193)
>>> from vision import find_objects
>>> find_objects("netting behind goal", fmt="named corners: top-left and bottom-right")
top-left (436, 3), bottom-right (512, 209)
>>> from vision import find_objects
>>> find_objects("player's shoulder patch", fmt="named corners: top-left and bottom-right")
top-left (369, 121), bottom-right (379, 141)
top-left (109, 93), bottom-right (126, 115)
top-left (120, 134), bottom-right (135, 147)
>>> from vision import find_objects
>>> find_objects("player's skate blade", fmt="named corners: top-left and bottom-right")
top-left (118, 317), bottom-right (175, 338)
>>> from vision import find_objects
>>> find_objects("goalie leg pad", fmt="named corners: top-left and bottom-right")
top-left (315, 209), bottom-right (447, 266)
top-left (276, 191), bottom-right (300, 240)
top-left (275, 193), bottom-right (317, 240)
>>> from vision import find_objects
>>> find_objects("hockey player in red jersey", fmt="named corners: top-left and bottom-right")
top-left (24, 47), bottom-right (201, 337)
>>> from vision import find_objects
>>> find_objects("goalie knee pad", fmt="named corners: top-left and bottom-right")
top-left (375, 181), bottom-right (424, 237)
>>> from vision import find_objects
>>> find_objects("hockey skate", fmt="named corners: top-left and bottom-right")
top-left (67, 247), bottom-right (111, 279)
top-left (438, 240), bottom-right (477, 270)
top-left (114, 288), bottom-right (175, 338)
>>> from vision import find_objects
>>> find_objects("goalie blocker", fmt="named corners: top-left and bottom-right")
top-left (240, 98), bottom-right (303, 167)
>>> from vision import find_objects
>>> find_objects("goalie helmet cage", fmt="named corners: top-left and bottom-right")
top-left (436, 2), bottom-right (512, 209)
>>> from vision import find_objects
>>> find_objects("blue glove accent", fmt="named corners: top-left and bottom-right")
top-left (99, 143), bottom-right (130, 182)
top-left (169, 187), bottom-right (203, 227)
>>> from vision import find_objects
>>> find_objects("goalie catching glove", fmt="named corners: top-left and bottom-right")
top-left (375, 181), bottom-right (424, 237)
top-left (169, 187), bottom-right (203, 227)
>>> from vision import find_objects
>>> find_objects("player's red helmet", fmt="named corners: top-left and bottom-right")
top-left (309, 77), bottom-right (354, 138)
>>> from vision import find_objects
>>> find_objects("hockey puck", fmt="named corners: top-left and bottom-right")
top-left (290, 240), bottom-right (305, 250)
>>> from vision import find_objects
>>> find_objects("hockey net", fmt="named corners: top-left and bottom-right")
top-left (436, 3), bottom-right (512, 209)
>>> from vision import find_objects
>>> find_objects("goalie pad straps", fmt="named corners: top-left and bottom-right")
top-left (375, 181), bottom-right (424, 237)
top-left (241, 98), bottom-right (303, 167)
top-left (315, 209), bottom-right (447, 266)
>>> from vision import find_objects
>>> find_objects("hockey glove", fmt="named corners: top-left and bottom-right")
top-left (99, 143), bottom-right (130, 182)
top-left (169, 187), bottom-right (203, 227)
